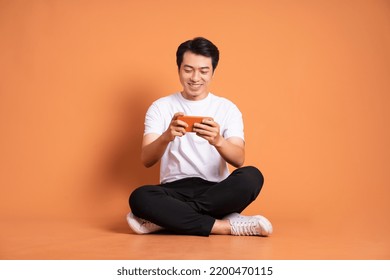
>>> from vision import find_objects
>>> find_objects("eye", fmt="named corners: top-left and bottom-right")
top-left (201, 71), bottom-right (209, 75)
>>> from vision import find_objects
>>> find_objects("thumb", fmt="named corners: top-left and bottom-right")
top-left (172, 112), bottom-right (184, 120)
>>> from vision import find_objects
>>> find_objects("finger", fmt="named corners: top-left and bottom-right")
top-left (172, 112), bottom-right (185, 120)
top-left (195, 133), bottom-right (215, 144)
top-left (194, 128), bottom-right (216, 138)
top-left (174, 119), bottom-right (189, 130)
top-left (194, 123), bottom-right (216, 132)
top-left (202, 120), bottom-right (220, 132)
top-left (201, 118), bottom-right (215, 126)
top-left (174, 126), bottom-right (187, 135)
top-left (202, 117), bottom-right (214, 122)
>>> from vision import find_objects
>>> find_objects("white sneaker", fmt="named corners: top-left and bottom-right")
top-left (223, 213), bottom-right (273, 236)
top-left (126, 212), bottom-right (163, 234)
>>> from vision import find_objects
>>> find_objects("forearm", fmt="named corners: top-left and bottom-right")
top-left (141, 133), bottom-right (170, 168)
top-left (142, 112), bottom-right (188, 168)
top-left (214, 137), bottom-right (245, 168)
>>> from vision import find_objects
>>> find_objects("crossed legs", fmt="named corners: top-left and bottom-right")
top-left (129, 166), bottom-right (266, 236)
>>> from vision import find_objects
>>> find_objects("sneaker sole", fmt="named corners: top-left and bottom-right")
top-left (126, 213), bottom-right (148, 234)
top-left (254, 215), bottom-right (273, 236)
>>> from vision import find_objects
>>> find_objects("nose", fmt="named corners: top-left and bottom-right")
top-left (191, 70), bottom-right (200, 82)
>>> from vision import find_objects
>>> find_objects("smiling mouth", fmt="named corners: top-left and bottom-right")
top-left (188, 83), bottom-right (202, 88)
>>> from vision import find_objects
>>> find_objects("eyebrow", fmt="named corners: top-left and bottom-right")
top-left (183, 64), bottom-right (211, 70)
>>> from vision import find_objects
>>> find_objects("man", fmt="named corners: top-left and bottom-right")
top-left (127, 37), bottom-right (272, 237)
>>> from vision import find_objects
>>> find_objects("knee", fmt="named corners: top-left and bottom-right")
top-left (129, 186), bottom-right (152, 215)
top-left (237, 166), bottom-right (264, 194)
top-left (241, 166), bottom-right (264, 184)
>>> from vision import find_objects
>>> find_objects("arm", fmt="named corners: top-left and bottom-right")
top-left (214, 136), bottom-right (245, 168)
top-left (141, 112), bottom-right (188, 168)
top-left (193, 119), bottom-right (245, 168)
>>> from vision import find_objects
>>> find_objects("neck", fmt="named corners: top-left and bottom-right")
top-left (181, 91), bottom-right (209, 101)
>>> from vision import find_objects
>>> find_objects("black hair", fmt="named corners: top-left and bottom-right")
top-left (176, 37), bottom-right (220, 72)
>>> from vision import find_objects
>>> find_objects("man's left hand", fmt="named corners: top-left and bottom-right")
top-left (193, 118), bottom-right (223, 147)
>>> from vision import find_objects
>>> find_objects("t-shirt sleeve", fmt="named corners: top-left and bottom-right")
top-left (223, 104), bottom-right (245, 141)
top-left (144, 102), bottom-right (165, 135)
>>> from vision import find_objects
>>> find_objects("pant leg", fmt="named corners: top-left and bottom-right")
top-left (129, 166), bottom-right (264, 236)
top-left (129, 178), bottom-right (216, 236)
top-left (187, 166), bottom-right (264, 219)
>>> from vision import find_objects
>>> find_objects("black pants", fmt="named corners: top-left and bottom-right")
top-left (129, 166), bottom-right (264, 236)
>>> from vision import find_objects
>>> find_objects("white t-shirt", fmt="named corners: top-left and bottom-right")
top-left (144, 92), bottom-right (244, 183)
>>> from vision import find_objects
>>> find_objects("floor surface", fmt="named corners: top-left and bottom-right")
top-left (1, 216), bottom-right (389, 260)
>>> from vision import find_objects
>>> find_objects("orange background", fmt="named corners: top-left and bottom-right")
top-left (1, 0), bottom-right (390, 259)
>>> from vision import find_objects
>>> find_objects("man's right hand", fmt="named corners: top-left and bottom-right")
top-left (162, 112), bottom-right (188, 142)
top-left (141, 112), bottom-right (188, 167)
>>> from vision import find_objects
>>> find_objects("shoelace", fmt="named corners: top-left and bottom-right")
top-left (140, 219), bottom-right (154, 227)
top-left (139, 218), bottom-right (161, 231)
top-left (230, 218), bottom-right (261, 236)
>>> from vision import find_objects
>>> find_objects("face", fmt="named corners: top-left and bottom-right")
top-left (179, 51), bottom-right (214, 101)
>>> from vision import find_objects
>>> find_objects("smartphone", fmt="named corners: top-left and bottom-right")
top-left (177, 115), bottom-right (210, 132)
